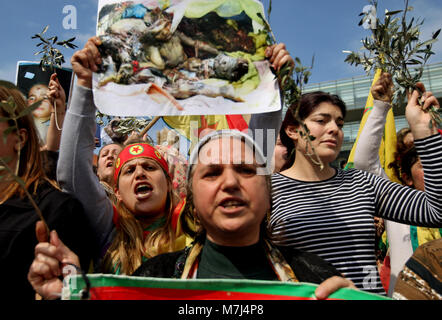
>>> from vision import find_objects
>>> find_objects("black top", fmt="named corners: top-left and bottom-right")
top-left (0, 182), bottom-right (94, 300)
top-left (133, 238), bottom-right (341, 284)
top-left (197, 239), bottom-right (277, 280)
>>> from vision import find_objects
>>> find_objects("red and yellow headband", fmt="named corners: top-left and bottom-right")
top-left (114, 143), bottom-right (169, 184)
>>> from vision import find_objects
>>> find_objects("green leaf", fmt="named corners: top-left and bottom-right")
top-left (385, 10), bottom-right (403, 16)
top-left (0, 101), bottom-right (15, 116)
top-left (17, 101), bottom-right (42, 118)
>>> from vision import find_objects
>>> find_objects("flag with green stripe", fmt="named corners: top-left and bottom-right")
top-left (64, 275), bottom-right (390, 300)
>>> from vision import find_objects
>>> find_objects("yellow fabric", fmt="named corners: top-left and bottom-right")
top-left (417, 227), bottom-right (441, 247)
top-left (346, 69), bottom-right (400, 183)
top-left (184, 0), bottom-right (265, 26)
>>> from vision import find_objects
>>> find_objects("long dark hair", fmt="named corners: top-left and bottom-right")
top-left (0, 83), bottom-right (56, 203)
top-left (279, 91), bottom-right (347, 167)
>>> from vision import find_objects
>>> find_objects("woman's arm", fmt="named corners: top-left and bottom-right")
top-left (353, 99), bottom-right (391, 178)
top-left (369, 132), bottom-right (442, 227)
top-left (249, 43), bottom-right (293, 158)
top-left (57, 37), bottom-right (114, 252)
top-left (354, 72), bottom-right (393, 178)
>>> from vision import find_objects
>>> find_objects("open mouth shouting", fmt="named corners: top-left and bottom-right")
top-left (134, 182), bottom-right (153, 200)
top-left (218, 197), bottom-right (247, 213)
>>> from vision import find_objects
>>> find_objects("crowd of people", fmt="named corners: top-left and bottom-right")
top-left (0, 35), bottom-right (441, 301)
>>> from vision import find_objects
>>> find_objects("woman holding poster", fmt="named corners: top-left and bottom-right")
top-left (48, 37), bottom-right (190, 279)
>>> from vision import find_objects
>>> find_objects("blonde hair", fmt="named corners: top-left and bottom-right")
top-left (102, 157), bottom-right (179, 275)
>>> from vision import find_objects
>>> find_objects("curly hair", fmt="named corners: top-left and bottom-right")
top-left (388, 127), bottom-right (414, 184)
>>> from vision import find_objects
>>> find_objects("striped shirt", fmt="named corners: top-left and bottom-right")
top-left (269, 134), bottom-right (442, 295)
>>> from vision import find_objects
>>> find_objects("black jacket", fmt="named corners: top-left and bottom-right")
top-left (133, 242), bottom-right (341, 284)
top-left (0, 182), bottom-right (94, 300)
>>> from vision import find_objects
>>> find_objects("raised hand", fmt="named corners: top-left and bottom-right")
top-left (47, 73), bottom-right (66, 111)
top-left (28, 221), bottom-right (80, 300)
top-left (406, 82), bottom-right (440, 140)
top-left (265, 43), bottom-right (294, 73)
top-left (71, 36), bottom-right (103, 88)
top-left (371, 72), bottom-right (394, 103)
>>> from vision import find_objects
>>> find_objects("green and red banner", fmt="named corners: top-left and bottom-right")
top-left (65, 275), bottom-right (390, 300)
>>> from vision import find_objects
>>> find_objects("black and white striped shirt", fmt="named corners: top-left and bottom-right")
top-left (270, 134), bottom-right (442, 295)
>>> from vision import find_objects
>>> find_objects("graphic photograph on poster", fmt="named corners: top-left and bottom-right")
top-left (93, 0), bottom-right (281, 116)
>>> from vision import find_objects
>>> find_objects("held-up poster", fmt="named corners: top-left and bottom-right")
top-left (93, 0), bottom-right (281, 117)
top-left (15, 61), bottom-right (74, 144)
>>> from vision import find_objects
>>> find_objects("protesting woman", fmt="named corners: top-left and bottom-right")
top-left (270, 85), bottom-right (442, 295)
top-left (353, 73), bottom-right (441, 295)
top-left (53, 39), bottom-right (187, 275)
top-left (0, 83), bottom-right (92, 300)
top-left (28, 130), bottom-right (356, 300)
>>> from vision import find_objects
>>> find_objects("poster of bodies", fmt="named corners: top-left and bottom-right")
top-left (94, 0), bottom-right (281, 116)
top-left (16, 62), bottom-right (74, 144)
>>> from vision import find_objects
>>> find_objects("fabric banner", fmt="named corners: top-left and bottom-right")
top-left (92, 0), bottom-right (281, 116)
top-left (64, 274), bottom-right (390, 300)
top-left (345, 69), bottom-right (400, 183)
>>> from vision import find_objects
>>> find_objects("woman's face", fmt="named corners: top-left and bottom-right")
top-left (0, 119), bottom-right (26, 177)
top-left (0, 121), bottom-right (17, 172)
top-left (191, 137), bottom-right (270, 246)
top-left (288, 102), bottom-right (344, 165)
top-left (97, 144), bottom-right (123, 184)
top-left (115, 157), bottom-right (169, 218)
top-left (272, 136), bottom-right (288, 173)
top-left (27, 84), bottom-right (51, 120)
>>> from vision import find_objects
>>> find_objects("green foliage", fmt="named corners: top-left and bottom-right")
top-left (32, 25), bottom-right (78, 73)
top-left (0, 98), bottom-right (41, 145)
top-left (258, 1), bottom-right (323, 169)
top-left (96, 111), bottom-right (155, 144)
top-left (111, 117), bottom-right (153, 137)
top-left (344, 1), bottom-right (440, 109)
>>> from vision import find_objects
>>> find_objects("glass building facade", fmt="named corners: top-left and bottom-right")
top-left (289, 62), bottom-right (442, 161)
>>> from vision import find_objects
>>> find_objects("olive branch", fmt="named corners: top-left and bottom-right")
top-left (344, 0), bottom-right (441, 129)
top-left (32, 25), bottom-right (78, 130)
top-left (258, 2), bottom-right (323, 169)
top-left (32, 25), bottom-right (78, 73)
top-left (97, 111), bottom-right (155, 145)
top-left (0, 97), bottom-right (50, 237)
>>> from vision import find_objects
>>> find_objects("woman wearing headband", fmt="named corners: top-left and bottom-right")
top-left (133, 130), bottom-right (356, 299)
top-left (28, 130), bottom-right (356, 300)
top-left (35, 41), bottom-right (188, 278)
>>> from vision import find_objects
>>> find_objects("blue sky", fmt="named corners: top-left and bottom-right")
top-left (1, 0), bottom-right (441, 85)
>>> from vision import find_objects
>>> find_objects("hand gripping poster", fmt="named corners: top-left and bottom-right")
top-left (93, 0), bottom-right (281, 116)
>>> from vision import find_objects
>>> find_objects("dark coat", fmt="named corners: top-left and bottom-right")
top-left (133, 242), bottom-right (341, 284)
top-left (0, 182), bottom-right (94, 300)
